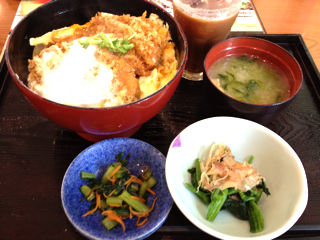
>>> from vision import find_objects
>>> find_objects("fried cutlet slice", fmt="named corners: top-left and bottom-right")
top-left (124, 12), bottom-right (172, 68)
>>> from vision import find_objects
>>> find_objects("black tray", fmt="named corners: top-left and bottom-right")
top-left (0, 34), bottom-right (320, 239)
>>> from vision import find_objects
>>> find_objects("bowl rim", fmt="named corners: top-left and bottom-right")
top-left (5, 0), bottom-right (188, 110)
top-left (166, 116), bottom-right (309, 240)
top-left (204, 36), bottom-right (304, 107)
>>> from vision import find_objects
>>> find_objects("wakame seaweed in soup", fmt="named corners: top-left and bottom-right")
top-left (208, 55), bottom-right (291, 104)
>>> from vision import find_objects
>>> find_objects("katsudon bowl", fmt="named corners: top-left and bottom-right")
top-left (5, 0), bottom-right (188, 142)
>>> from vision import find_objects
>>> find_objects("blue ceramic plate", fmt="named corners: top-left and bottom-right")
top-left (61, 138), bottom-right (173, 240)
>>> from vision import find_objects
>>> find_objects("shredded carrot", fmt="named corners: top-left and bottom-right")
top-left (82, 192), bottom-right (101, 217)
top-left (110, 164), bottom-right (122, 177)
top-left (79, 185), bottom-right (101, 203)
top-left (147, 187), bottom-right (156, 195)
top-left (80, 161), bottom-right (158, 232)
top-left (140, 166), bottom-right (148, 171)
top-left (137, 217), bottom-right (148, 226)
top-left (130, 195), bottom-right (146, 202)
top-left (137, 216), bottom-right (148, 226)
top-left (140, 165), bottom-right (149, 180)
top-left (108, 174), bottom-right (116, 185)
top-left (124, 175), bottom-right (136, 185)
top-left (134, 178), bottom-right (143, 185)
top-left (120, 214), bottom-right (130, 219)
top-left (129, 206), bottom-right (149, 217)
top-left (107, 189), bottom-right (117, 197)
top-left (104, 210), bottom-right (126, 232)
top-left (125, 175), bottom-right (138, 190)
top-left (130, 196), bottom-right (158, 218)
top-left (108, 204), bottom-right (123, 207)
top-left (149, 196), bottom-right (158, 212)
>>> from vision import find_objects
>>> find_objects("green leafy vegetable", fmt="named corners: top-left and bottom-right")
top-left (207, 189), bottom-right (228, 221)
top-left (247, 200), bottom-right (264, 233)
top-left (210, 54), bottom-right (290, 104)
top-left (79, 152), bottom-right (158, 232)
top-left (223, 198), bottom-right (249, 220)
top-left (246, 80), bottom-right (260, 92)
top-left (185, 154), bottom-right (270, 233)
top-left (257, 179), bottom-right (271, 196)
top-left (116, 152), bottom-right (131, 167)
top-left (184, 183), bottom-right (209, 205)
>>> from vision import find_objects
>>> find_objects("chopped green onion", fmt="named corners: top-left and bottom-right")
top-left (79, 33), bottom-right (135, 54)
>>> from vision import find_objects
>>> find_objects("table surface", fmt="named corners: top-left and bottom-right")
top-left (1, 0), bottom-right (320, 70)
top-left (1, 1), bottom-right (320, 239)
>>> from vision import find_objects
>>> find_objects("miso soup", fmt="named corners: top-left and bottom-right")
top-left (208, 55), bottom-right (291, 104)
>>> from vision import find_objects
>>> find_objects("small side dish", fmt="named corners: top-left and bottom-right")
top-left (62, 138), bottom-right (173, 240)
top-left (80, 152), bottom-right (158, 231)
top-left (166, 117), bottom-right (308, 239)
top-left (207, 54), bottom-right (290, 104)
top-left (185, 142), bottom-right (270, 233)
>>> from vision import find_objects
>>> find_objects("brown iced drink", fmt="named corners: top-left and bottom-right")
top-left (173, 0), bottom-right (242, 80)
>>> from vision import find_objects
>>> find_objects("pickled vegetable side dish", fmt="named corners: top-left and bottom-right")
top-left (80, 152), bottom-right (158, 231)
top-left (185, 143), bottom-right (270, 233)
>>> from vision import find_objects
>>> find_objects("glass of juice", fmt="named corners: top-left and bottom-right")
top-left (173, 0), bottom-right (242, 81)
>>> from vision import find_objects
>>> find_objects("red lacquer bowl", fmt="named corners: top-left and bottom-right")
top-left (204, 37), bottom-right (303, 124)
top-left (5, 0), bottom-right (188, 142)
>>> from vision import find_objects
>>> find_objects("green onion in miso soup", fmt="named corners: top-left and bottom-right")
top-left (208, 55), bottom-right (291, 104)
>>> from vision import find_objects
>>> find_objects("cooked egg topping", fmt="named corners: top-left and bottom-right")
top-left (27, 12), bottom-right (178, 108)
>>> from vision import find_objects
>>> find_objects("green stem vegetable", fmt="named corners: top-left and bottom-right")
top-left (102, 217), bottom-right (118, 230)
top-left (143, 169), bottom-right (153, 179)
top-left (139, 181), bottom-right (148, 197)
top-left (120, 190), bottom-right (150, 212)
top-left (80, 185), bottom-right (95, 202)
top-left (107, 196), bottom-right (123, 206)
top-left (195, 158), bottom-right (201, 184)
top-left (80, 171), bottom-right (97, 180)
top-left (247, 200), bottom-right (264, 233)
top-left (147, 177), bottom-right (157, 189)
top-left (101, 163), bottom-right (121, 183)
top-left (184, 183), bottom-right (209, 205)
top-left (248, 155), bottom-right (254, 164)
top-left (206, 189), bottom-right (228, 221)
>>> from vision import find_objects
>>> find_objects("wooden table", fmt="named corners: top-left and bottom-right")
top-left (1, 0), bottom-right (320, 71)
top-left (253, 0), bottom-right (320, 72)
top-left (1, 1), bottom-right (320, 240)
